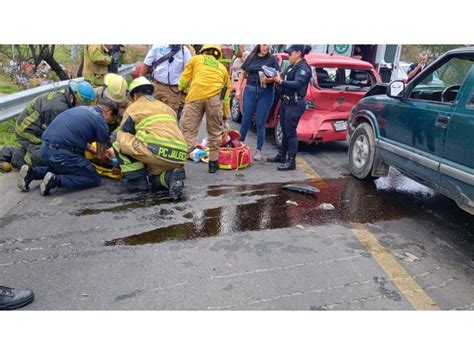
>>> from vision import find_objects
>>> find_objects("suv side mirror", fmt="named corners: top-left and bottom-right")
top-left (387, 80), bottom-right (405, 98)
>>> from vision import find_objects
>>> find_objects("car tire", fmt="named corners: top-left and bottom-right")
top-left (348, 122), bottom-right (377, 180)
top-left (274, 118), bottom-right (283, 148)
top-left (230, 93), bottom-right (242, 123)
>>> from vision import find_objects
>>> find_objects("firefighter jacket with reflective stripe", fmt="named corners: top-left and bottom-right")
top-left (120, 95), bottom-right (188, 164)
top-left (15, 90), bottom-right (73, 144)
top-left (178, 54), bottom-right (232, 118)
top-left (83, 45), bottom-right (112, 86)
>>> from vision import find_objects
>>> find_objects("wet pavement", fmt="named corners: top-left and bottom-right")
top-left (0, 122), bottom-right (473, 310)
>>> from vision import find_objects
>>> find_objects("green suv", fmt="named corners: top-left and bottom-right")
top-left (347, 47), bottom-right (474, 214)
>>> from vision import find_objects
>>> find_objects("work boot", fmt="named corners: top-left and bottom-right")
top-left (150, 169), bottom-right (185, 200)
top-left (0, 286), bottom-right (34, 310)
top-left (0, 161), bottom-right (13, 173)
top-left (267, 148), bottom-right (287, 163)
top-left (208, 160), bottom-right (219, 173)
top-left (277, 153), bottom-right (296, 171)
top-left (17, 165), bottom-right (34, 191)
top-left (125, 175), bottom-right (150, 191)
top-left (40, 172), bottom-right (61, 196)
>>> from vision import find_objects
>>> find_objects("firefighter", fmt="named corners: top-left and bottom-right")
top-left (178, 44), bottom-right (232, 173)
top-left (17, 98), bottom-right (117, 196)
top-left (94, 73), bottom-right (129, 132)
top-left (0, 81), bottom-right (96, 173)
top-left (112, 77), bottom-right (187, 200)
top-left (83, 45), bottom-right (113, 86)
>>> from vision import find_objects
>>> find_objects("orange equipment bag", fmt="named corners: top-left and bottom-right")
top-left (218, 130), bottom-right (253, 170)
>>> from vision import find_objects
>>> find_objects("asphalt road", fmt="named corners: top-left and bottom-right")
top-left (1, 121), bottom-right (473, 310)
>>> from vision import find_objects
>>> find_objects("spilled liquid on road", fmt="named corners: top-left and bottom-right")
top-left (104, 171), bottom-right (472, 246)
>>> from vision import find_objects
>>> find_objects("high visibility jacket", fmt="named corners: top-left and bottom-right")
top-left (83, 45), bottom-right (112, 86)
top-left (120, 95), bottom-right (188, 164)
top-left (15, 90), bottom-right (73, 144)
top-left (178, 54), bottom-right (232, 118)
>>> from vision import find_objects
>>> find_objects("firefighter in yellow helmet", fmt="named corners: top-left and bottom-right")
top-left (83, 45), bottom-right (113, 86)
top-left (94, 73), bottom-right (130, 132)
top-left (112, 77), bottom-right (187, 199)
top-left (178, 44), bottom-right (232, 173)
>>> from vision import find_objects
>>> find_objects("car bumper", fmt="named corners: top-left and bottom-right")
top-left (296, 110), bottom-right (350, 144)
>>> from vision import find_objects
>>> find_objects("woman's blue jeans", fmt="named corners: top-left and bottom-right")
top-left (239, 84), bottom-right (274, 151)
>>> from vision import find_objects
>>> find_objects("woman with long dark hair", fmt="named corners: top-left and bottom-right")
top-left (235, 44), bottom-right (279, 161)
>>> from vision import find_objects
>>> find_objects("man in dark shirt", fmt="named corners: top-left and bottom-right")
top-left (17, 98), bottom-right (117, 196)
top-left (407, 52), bottom-right (428, 81)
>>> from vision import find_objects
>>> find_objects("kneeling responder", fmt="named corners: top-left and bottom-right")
top-left (94, 73), bottom-right (129, 132)
top-left (112, 77), bottom-right (187, 200)
top-left (17, 98), bottom-right (116, 195)
top-left (0, 81), bottom-right (96, 173)
top-left (178, 44), bottom-right (232, 173)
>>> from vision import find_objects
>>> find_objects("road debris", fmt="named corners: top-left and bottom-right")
top-left (318, 203), bottom-right (335, 210)
top-left (283, 184), bottom-right (320, 195)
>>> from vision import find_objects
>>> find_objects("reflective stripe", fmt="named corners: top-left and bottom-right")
top-left (222, 97), bottom-right (230, 104)
top-left (219, 58), bottom-right (232, 63)
top-left (16, 107), bottom-right (40, 134)
top-left (15, 126), bottom-right (42, 144)
top-left (178, 78), bottom-right (189, 88)
top-left (135, 114), bottom-right (176, 130)
top-left (159, 172), bottom-right (168, 188)
top-left (112, 141), bottom-right (145, 172)
top-left (135, 131), bottom-right (188, 152)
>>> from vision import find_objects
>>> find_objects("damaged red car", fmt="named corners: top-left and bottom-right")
top-left (230, 53), bottom-right (381, 147)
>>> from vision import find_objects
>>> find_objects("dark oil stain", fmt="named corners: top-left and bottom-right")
top-left (104, 173), bottom-right (473, 247)
top-left (75, 191), bottom-right (183, 216)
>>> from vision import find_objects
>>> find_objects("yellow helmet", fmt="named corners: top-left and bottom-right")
top-left (103, 73), bottom-right (128, 103)
top-left (128, 76), bottom-right (154, 99)
top-left (200, 44), bottom-right (222, 60)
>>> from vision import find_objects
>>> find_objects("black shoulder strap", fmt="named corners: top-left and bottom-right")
top-left (152, 46), bottom-right (181, 70)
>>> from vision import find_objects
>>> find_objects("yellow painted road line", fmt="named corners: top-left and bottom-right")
top-left (296, 155), bottom-right (438, 310)
top-left (350, 223), bottom-right (438, 310)
top-left (295, 156), bottom-right (328, 187)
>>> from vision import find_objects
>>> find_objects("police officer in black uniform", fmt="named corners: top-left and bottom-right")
top-left (268, 45), bottom-right (312, 171)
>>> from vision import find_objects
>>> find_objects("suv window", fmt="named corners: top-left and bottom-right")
top-left (410, 58), bottom-right (474, 103)
top-left (313, 66), bottom-right (375, 91)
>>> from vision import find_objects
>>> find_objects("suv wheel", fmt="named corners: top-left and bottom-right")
top-left (349, 122), bottom-right (376, 180)
top-left (274, 118), bottom-right (283, 148)
top-left (230, 93), bottom-right (242, 123)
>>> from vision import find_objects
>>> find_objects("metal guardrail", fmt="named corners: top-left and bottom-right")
top-left (0, 64), bottom-right (135, 123)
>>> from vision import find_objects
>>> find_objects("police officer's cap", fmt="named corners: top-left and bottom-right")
top-left (284, 45), bottom-right (311, 55)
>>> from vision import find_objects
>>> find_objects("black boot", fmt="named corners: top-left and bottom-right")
top-left (150, 169), bottom-right (185, 200)
top-left (208, 160), bottom-right (219, 173)
top-left (165, 168), bottom-right (185, 200)
top-left (40, 172), bottom-right (61, 196)
top-left (17, 165), bottom-right (35, 191)
top-left (277, 153), bottom-right (296, 171)
top-left (267, 148), bottom-right (287, 163)
top-left (0, 286), bottom-right (34, 310)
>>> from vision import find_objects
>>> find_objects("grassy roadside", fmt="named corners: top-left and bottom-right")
top-left (0, 118), bottom-right (19, 146)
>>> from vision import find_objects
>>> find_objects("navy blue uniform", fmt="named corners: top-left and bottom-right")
top-left (32, 106), bottom-right (109, 190)
top-left (279, 59), bottom-right (312, 155)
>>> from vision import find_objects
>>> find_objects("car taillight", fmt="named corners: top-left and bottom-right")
top-left (305, 99), bottom-right (315, 110)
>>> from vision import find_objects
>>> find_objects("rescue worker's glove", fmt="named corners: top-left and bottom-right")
top-left (122, 116), bottom-right (136, 135)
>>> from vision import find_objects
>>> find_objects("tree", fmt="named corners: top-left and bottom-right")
top-left (29, 45), bottom-right (69, 80)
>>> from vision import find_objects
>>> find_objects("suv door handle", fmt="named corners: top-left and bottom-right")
top-left (435, 115), bottom-right (451, 128)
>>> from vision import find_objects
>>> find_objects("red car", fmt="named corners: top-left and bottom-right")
top-left (230, 53), bottom-right (381, 147)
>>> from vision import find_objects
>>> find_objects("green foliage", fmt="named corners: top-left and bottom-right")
top-left (0, 119), bottom-right (19, 147)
